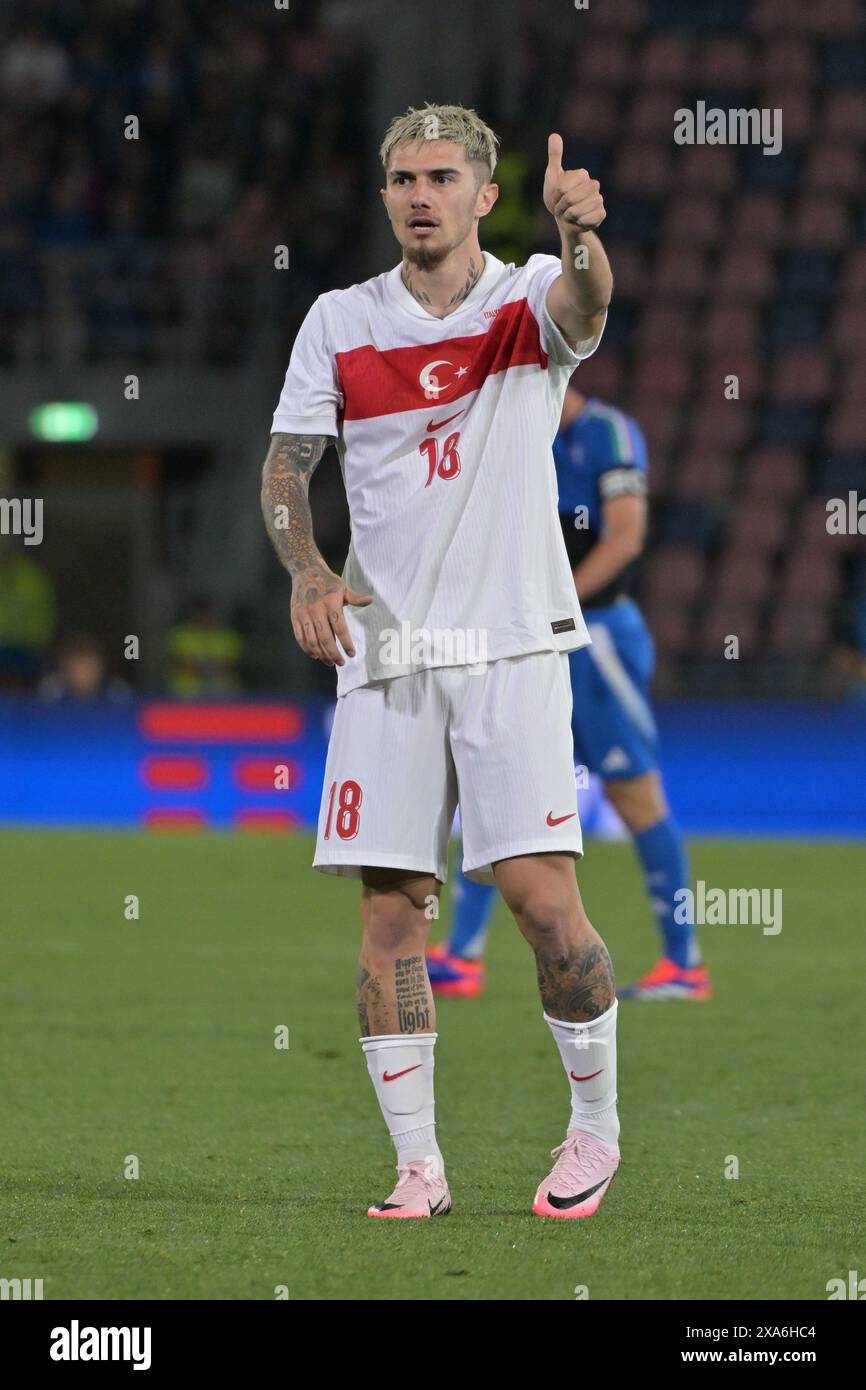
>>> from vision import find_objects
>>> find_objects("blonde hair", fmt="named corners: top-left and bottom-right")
top-left (380, 102), bottom-right (499, 184)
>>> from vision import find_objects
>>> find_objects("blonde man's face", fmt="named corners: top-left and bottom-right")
top-left (380, 140), bottom-right (498, 267)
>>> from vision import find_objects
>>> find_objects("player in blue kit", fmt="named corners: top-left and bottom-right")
top-left (428, 386), bottom-right (713, 1001)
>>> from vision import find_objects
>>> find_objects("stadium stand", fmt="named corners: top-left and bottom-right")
top-left (0, 0), bottom-right (864, 696)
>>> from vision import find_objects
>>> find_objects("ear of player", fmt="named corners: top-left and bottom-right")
top-left (543, 132), bottom-right (605, 232)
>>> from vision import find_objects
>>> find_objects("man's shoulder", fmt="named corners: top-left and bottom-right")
top-left (316, 269), bottom-right (391, 313)
top-left (585, 399), bottom-right (633, 428)
top-left (300, 273), bottom-right (391, 348)
top-left (488, 251), bottom-right (560, 284)
top-left (583, 402), bottom-right (648, 469)
top-left (515, 251), bottom-right (562, 282)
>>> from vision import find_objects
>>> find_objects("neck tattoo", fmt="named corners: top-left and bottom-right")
top-left (402, 257), bottom-right (480, 318)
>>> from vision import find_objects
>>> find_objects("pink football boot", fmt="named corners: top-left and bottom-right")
top-left (368, 1159), bottom-right (452, 1219)
top-left (532, 1130), bottom-right (620, 1219)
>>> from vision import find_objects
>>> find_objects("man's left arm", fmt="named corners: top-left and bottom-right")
top-left (572, 494), bottom-right (646, 604)
top-left (542, 133), bottom-right (612, 348)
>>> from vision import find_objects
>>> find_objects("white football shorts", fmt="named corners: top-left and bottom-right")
top-left (313, 651), bottom-right (582, 884)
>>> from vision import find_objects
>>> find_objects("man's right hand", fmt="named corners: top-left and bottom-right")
top-left (291, 564), bottom-right (373, 667)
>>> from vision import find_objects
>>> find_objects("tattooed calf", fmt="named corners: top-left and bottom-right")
top-left (394, 954), bottom-right (432, 1034)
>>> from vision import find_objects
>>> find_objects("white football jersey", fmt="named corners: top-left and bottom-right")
top-left (271, 251), bottom-right (605, 696)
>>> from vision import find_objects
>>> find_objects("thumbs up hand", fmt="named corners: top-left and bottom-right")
top-left (543, 133), bottom-right (605, 231)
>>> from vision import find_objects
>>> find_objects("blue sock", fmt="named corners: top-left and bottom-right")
top-left (448, 865), bottom-right (497, 960)
top-left (633, 816), bottom-right (699, 969)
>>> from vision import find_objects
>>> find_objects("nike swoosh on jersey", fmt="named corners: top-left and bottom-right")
top-left (546, 811), bottom-right (576, 826)
top-left (426, 410), bottom-right (464, 432)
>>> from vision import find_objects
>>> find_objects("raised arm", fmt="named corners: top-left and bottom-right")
top-left (261, 431), bottom-right (372, 667)
top-left (542, 132), bottom-right (612, 349)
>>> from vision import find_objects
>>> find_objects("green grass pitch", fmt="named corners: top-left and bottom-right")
top-left (1, 829), bottom-right (863, 1301)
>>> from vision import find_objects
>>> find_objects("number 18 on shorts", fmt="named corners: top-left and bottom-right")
top-left (313, 651), bottom-right (584, 885)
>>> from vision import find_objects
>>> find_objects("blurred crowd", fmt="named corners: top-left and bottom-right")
top-left (0, 0), bottom-right (365, 250)
top-left (0, 523), bottom-right (246, 698)
top-left (0, 0), bottom-right (370, 364)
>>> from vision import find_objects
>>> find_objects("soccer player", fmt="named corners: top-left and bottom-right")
top-left (262, 104), bottom-right (620, 1219)
top-left (429, 388), bottom-right (712, 1001)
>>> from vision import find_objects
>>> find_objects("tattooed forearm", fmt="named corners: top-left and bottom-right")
top-left (401, 256), bottom-right (481, 317)
top-left (394, 954), bottom-right (432, 1034)
top-left (534, 939), bottom-right (615, 1021)
top-left (260, 432), bottom-right (334, 596)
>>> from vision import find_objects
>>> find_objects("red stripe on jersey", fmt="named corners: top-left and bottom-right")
top-left (335, 296), bottom-right (547, 422)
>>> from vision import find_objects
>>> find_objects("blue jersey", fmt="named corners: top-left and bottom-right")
top-left (553, 398), bottom-right (648, 608)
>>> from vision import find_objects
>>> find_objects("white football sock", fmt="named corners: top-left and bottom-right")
top-left (545, 1002), bottom-right (620, 1146)
top-left (360, 1033), bottom-right (444, 1175)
